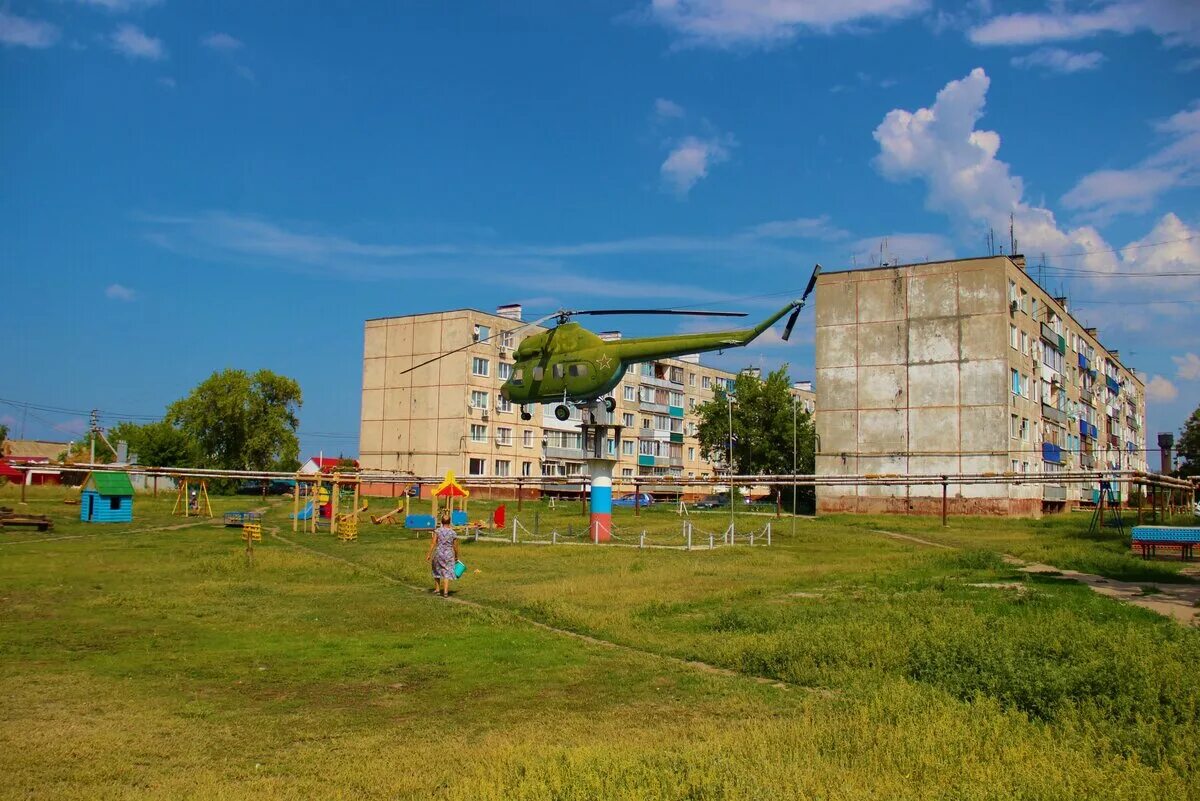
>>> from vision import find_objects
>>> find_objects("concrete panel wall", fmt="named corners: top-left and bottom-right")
top-left (814, 257), bottom-right (1038, 516)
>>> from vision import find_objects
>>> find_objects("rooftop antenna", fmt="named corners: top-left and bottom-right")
top-left (1009, 211), bottom-right (1017, 256)
top-left (986, 228), bottom-right (994, 256)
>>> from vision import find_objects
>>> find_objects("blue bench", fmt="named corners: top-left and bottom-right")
top-left (1130, 526), bottom-right (1200, 560)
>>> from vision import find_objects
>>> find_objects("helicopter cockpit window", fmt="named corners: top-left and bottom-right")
top-left (511, 368), bottom-right (524, 385)
top-left (552, 364), bottom-right (565, 379)
top-left (532, 366), bottom-right (545, 381)
top-left (568, 363), bottom-right (588, 377)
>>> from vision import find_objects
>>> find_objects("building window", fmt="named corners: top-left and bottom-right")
top-left (687, 447), bottom-right (695, 461)
top-left (470, 424), bottom-right (487, 443)
top-left (1010, 324), bottom-right (1018, 350)
top-left (498, 362), bottom-right (512, 380)
top-left (499, 330), bottom-right (514, 350)
top-left (1011, 414), bottom-right (1019, 438)
top-left (523, 429), bottom-right (533, 447)
top-left (688, 397), bottom-right (696, 410)
top-left (702, 376), bottom-right (711, 390)
top-left (622, 440), bottom-right (635, 456)
top-left (1020, 418), bottom-right (1029, 441)
top-left (623, 385), bottom-right (635, 401)
top-left (110, 496), bottom-right (121, 510)
top-left (497, 395), bottom-right (512, 413)
top-left (622, 468), bottom-right (633, 477)
top-left (494, 460), bottom-right (510, 476)
top-left (496, 427), bottom-right (512, 446)
top-left (521, 461), bottom-right (532, 476)
top-left (468, 458), bottom-right (486, 475)
top-left (688, 372), bottom-right (696, 387)
top-left (473, 324), bottom-right (490, 342)
top-left (1011, 369), bottom-right (1021, 396)
top-left (472, 357), bottom-right (490, 377)
top-left (470, 390), bottom-right (489, 409)
top-left (622, 413), bottom-right (634, 427)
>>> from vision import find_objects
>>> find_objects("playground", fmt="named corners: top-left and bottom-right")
top-left (1, 482), bottom-right (1198, 800)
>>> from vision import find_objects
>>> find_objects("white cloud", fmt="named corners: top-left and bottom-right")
top-left (660, 135), bottom-right (731, 196)
top-left (111, 24), bottom-right (166, 60)
top-left (646, 0), bottom-right (929, 47)
top-left (157, 76), bottom-right (176, 89)
top-left (202, 32), bottom-right (243, 51)
top-left (872, 68), bottom-right (1115, 270)
top-left (0, 10), bottom-right (60, 49)
top-left (1173, 352), bottom-right (1200, 380)
top-left (1060, 168), bottom-right (1179, 217)
top-left (105, 283), bottom-right (137, 301)
top-left (1178, 56), bottom-right (1200, 72)
top-left (1061, 100), bottom-right (1200, 219)
top-left (654, 98), bottom-right (685, 119)
top-left (851, 233), bottom-right (956, 265)
top-left (969, 1), bottom-right (1200, 48)
top-left (78, 0), bottom-right (162, 9)
top-left (1119, 213), bottom-right (1200, 290)
top-left (745, 215), bottom-right (849, 241)
top-left (1010, 47), bottom-right (1105, 73)
top-left (1146, 375), bottom-right (1179, 402)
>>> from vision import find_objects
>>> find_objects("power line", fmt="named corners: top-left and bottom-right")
top-left (1042, 233), bottom-right (1198, 259)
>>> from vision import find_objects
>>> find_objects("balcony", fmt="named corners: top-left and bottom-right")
top-left (639, 401), bottom-right (669, 414)
top-left (669, 457), bottom-right (684, 467)
top-left (544, 445), bottom-right (588, 461)
top-left (1043, 485), bottom-right (1068, 502)
top-left (637, 454), bottom-right (655, 467)
top-left (1078, 353), bottom-right (1089, 370)
top-left (1109, 434), bottom-right (1121, 448)
top-left (668, 405), bottom-right (685, 418)
top-left (641, 374), bottom-right (677, 390)
top-left (1041, 403), bottom-right (1068, 426)
top-left (1041, 442), bottom-right (1063, 464)
top-left (670, 432), bottom-right (684, 444)
top-left (1105, 376), bottom-right (1120, 393)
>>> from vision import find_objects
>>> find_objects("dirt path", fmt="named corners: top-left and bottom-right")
top-left (871, 529), bottom-right (1198, 625)
top-left (1003, 555), bottom-right (1200, 625)
top-left (273, 530), bottom-right (810, 693)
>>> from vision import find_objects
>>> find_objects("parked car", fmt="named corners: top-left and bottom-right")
top-left (612, 492), bottom-right (655, 507)
top-left (693, 494), bottom-right (730, 509)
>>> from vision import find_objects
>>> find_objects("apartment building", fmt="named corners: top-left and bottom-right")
top-left (813, 254), bottom-right (1146, 516)
top-left (359, 305), bottom-right (816, 494)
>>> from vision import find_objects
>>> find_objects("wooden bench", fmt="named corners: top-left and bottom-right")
top-left (1131, 526), bottom-right (1200, 561)
top-left (0, 513), bottom-right (54, 532)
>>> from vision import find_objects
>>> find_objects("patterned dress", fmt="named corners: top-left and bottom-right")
top-left (431, 526), bottom-right (457, 580)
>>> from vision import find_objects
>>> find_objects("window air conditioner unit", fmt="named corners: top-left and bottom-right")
top-left (481, 412), bottom-right (489, 421)
top-left (1010, 300), bottom-right (1019, 314)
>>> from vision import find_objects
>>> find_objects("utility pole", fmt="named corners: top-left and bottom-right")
top-left (792, 393), bottom-right (797, 537)
top-left (20, 403), bottom-right (28, 440)
top-left (89, 410), bottom-right (98, 464)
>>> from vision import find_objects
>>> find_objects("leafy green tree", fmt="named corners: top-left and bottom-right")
top-left (1177, 403), bottom-right (1200, 478)
top-left (694, 365), bottom-right (815, 510)
top-left (108, 420), bottom-right (196, 467)
top-left (167, 369), bottom-right (302, 471)
top-left (0, 423), bottom-right (8, 451)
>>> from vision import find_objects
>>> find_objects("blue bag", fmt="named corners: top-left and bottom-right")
top-left (454, 560), bottom-right (466, 579)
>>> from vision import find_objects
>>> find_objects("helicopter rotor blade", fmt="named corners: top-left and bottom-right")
top-left (802, 263), bottom-right (821, 301)
top-left (781, 307), bottom-right (802, 342)
top-left (397, 309), bottom-right (563, 377)
top-left (568, 309), bottom-right (748, 318)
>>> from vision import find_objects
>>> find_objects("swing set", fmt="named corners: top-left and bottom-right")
top-left (173, 478), bottom-right (213, 518)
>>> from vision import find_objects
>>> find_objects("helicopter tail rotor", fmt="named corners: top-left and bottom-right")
top-left (781, 263), bottom-right (821, 342)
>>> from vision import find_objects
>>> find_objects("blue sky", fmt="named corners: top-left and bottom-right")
top-left (2, 0), bottom-right (1198, 460)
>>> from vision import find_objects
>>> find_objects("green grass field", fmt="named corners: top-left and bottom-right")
top-left (2, 485), bottom-right (1198, 800)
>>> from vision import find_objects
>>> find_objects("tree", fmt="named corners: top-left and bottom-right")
top-left (1177, 403), bottom-right (1200, 478)
top-left (694, 365), bottom-right (815, 511)
top-left (108, 420), bottom-right (196, 467)
top-left (167, 369), bottom-right (302, 471)
top-left (0, 423), bottom-right (7, 454)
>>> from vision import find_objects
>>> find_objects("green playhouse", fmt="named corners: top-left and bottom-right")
top-left (80, 471), bottom-right (134, 523)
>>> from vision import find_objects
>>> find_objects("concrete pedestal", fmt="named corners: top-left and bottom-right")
top-left (587, 458), bottom-right (614, 543)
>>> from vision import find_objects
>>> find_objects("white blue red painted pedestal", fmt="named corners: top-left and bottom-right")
top-left (587, 458), bottom-right (614, 543)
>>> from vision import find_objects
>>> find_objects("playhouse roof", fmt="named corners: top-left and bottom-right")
top-left (85, 471), bottom-right (134, 496)
top-left (432, 470), bottom-right (469, 498)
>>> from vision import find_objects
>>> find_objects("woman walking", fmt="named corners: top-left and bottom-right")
top-left (426, 513), bottom-right (459, 598)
